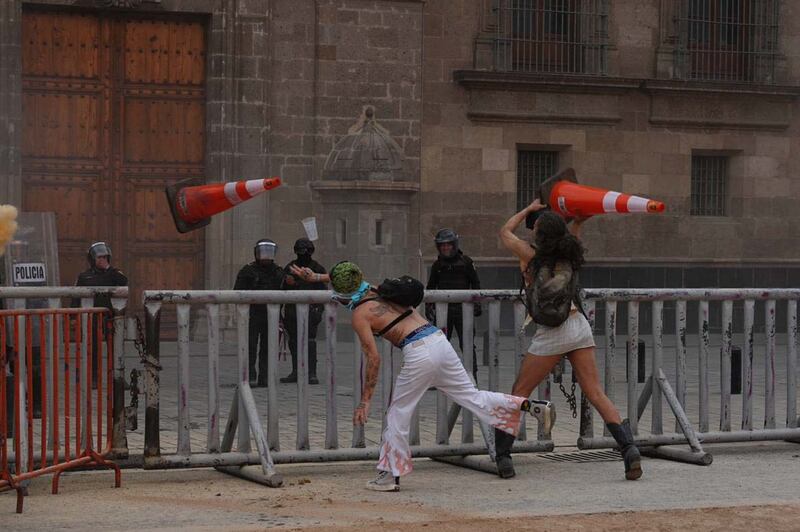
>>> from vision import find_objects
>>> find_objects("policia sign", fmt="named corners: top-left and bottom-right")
top-left (12, 262), bottom-right (47, 285)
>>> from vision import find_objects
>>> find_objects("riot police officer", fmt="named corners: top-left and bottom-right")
top-left (74, 242), bottom-right (128, 388)
top-left (234, 239), bottom-right (284, 387)
top-left (426, 229), bottom-right (481, 375)
top-left (280, 238), bottom-right (326, 385)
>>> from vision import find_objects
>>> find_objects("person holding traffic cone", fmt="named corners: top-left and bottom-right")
top-left (497, 195), bottom-right (643, 482)
top-left (166, 177), bottom-right (282, 233)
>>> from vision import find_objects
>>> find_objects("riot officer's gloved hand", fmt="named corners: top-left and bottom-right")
top-left (425, 303), bottom-right (436, 323)
top-left (473, 303), bottom-right (483, 317)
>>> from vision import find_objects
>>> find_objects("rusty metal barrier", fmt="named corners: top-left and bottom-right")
top-left (577, 289), bottom-right (800, 464)
top-left (0, 305), bottom-right (122, 513)
top-left (141, 289), bottom-right (554, 485)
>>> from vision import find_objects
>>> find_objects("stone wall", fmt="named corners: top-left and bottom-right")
top-left (3, 0), bottom-right (799, 296)
top-left (421, 0), bottom-right (800, 280)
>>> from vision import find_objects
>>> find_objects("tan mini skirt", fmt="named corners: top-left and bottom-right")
top-left (527, 311), bottom-right (596, 356)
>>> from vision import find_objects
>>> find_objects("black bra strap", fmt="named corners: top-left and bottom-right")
top-left (377, 309), bottom-right (412, 337)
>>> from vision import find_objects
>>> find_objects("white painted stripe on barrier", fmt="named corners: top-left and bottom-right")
top-left (627, 196), bottom-right (649, 212)
top-left (224, 182), bottom-right (243, 205)
top-left (602, 191), bottom-right (620, 212)
top-left (245, 179), bottom-right (264, 196)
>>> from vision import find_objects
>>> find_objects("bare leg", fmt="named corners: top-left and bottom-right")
top-left (568, 347), bottom-right (641, 479)
top-left (510, 353), bottom-right (563, 398)
top-left (567, 347), bottom-right (622, 424)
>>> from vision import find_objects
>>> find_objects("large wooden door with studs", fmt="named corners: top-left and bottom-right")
top-left (22, 6), bottom-right (207, 330)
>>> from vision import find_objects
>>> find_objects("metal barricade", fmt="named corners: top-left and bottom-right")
top-left (0, 302), bottom-right (123, 513)
top-left (141, 287), bottom-right (800, 483)
top-left (141, 289), bottom-right (554, 485)
top-left (577, 289), bottom-right (800, 464)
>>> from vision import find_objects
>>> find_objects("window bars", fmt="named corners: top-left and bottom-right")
top-left (672, 0), bottom-right (780, 83)
top-left (517, 150), bottom-right (559, 211)
top-left (493, 0), bottom-right (609, 75)
top-left (691, 155), bottom-right (728, 216)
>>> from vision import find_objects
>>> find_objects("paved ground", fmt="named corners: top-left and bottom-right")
top-left (2, 442), bottom-right (799, 530)
top-left (5, 324), bottom-right (799, 528)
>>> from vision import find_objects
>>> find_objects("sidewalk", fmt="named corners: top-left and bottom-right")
top-left (2, 442), bottom-right (799, 530)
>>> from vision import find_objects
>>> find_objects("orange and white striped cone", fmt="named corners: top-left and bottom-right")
top-left (538, 168), bottom-right (665, 219)
top-left (166, 177), bottom-right (282, 233)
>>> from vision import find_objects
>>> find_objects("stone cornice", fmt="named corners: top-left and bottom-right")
top-left (641, 79), bottom-right (800, 99)
top-left (453, 70), bottom-right (641, 94)
top-left (310, 180), bottom-right (420, 193)
top-left (454, 70), bottom-right (800, 100)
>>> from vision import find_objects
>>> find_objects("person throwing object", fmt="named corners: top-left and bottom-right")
top-left (291, 261), bottom-right (554, 492)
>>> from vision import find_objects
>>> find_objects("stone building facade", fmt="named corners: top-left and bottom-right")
top-left (1, 0), bottom-right (799, 315)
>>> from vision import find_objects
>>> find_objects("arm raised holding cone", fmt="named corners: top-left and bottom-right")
top-left (500, 199), bottom-right (546, 269)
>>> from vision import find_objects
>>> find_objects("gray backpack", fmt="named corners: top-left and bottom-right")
top-left (524, 259), bottom-right (578, 328)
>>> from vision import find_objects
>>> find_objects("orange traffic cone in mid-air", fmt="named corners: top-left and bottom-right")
top-left (166, 177), bottom-right (282, 233)
top-left (538, 168), bottom-right (665, 219)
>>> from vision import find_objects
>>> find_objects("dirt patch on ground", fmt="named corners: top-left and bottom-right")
top-left (310, 504), bottom-right (800, 532)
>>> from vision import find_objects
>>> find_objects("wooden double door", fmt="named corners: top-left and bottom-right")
top-left (21, 7), bottom-right (207, 317)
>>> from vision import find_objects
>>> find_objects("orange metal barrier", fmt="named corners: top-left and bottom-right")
top-left (0, 307), bottom-right (120, 513)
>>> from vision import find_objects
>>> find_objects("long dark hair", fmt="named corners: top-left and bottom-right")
top-left (531, 211), bottom-right (585, 272)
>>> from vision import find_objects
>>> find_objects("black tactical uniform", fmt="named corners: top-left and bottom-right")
top-left (426, 229), bottom-right (481, 375)
top-left (234, 240), bottom-right (284, 386)
top-left (73, 242), bottom-right (128, 389)
top-left (280, 239), bottom-right (326, 384)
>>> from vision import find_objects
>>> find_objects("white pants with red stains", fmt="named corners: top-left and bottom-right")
top-left (377, 330), bottom-right (525, 477)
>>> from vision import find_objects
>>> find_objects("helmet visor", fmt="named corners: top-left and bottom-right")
top-left (255, 241), bottom-right (277, 260)
top-left (89, 242), bottom-right (112, 260)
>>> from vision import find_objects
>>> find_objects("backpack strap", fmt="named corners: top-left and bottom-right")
top-left (377, 309), bottom-right (413, 337)
top-left (350, 287), bottom-right (380, 310)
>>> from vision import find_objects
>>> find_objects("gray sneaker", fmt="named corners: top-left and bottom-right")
top-left (365, 471), bottom-right (400, 492)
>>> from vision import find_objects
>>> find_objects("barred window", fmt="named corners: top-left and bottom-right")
top-left (517, 150), bottom-right (559, 211)
top-left (691, 156), bottom-right (727, 216)
top-left (495, 0), bottom-right (609, 75)
top-left (672, 0), bottom-right (780, 83)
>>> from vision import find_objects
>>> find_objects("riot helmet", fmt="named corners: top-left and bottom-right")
top-left (434, 228), bottom-right (459, 259)
top-left (87, 241), bottom-right (112, 267)
top-left (254, 239), bottom-right (277, 262)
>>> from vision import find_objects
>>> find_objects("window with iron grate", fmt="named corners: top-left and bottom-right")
top-left (495, 0), bottom-right (609, 74)
top-left (672, 0), bottom-right (780, 83)
top-left (691, 155), bottom-right (728, 216)
top-left (517, 150), bottom-right (559, 211)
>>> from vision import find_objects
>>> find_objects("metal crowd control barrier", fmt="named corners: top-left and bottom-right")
top-left (577, 289), bottom-right (800, 464)
top-left (141, 287), bottom-right (800, 485)
top-left (141, 289), bottom-right (554, 485)
top-left (0, 300), bottom-right (125, 513)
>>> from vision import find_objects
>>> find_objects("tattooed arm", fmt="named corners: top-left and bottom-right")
top-left (352, 309), bottom-right (381, 426)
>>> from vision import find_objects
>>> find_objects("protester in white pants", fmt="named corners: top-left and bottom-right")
top-left (292, 260), bottom-right (555, 491)
top-left (378, 330), bottom-right (534, 479)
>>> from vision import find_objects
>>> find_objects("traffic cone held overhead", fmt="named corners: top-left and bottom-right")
top-left (166, 177), bottom-right (282, 233)
top-left (538, 168), bottom-right (665, 219)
